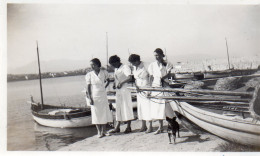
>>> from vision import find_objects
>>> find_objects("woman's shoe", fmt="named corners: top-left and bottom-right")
top-left (124, 127), bottom-right (132, 134)
top-left (139, 127), bottom-right (147, 132)
top-left (97, 134), bottom-right (103, 138)
top-left (109, 128), bottom-right (120, 133)
top-left (145, 128), bottom-right (153, 134)
top-left (103, 132), bottom-right (111, 136)
top-left (154, 129), bottom-right (163, 135)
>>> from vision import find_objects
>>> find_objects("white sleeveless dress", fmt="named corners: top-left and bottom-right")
top-left (114, 64), bottom-right (134, 121)
top-left (148, 61), bottom-right (175, 120)
top-left (85, 70), bottom-right (113, 124)
top-left (133, 62), bottom-right (151, 120)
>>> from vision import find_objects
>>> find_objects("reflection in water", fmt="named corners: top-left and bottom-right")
top-left (8, 76), bottom-right (115, 151)
top-left (33, 122), bottom-right (97, 151)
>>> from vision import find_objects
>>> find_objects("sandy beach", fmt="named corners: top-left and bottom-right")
top-left (58, 119), bottom-right (227, 151)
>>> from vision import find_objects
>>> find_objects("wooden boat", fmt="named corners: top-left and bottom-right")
top-left (174, 73), bottom-right (195, 79)
top-left (169, 100), bottom-right (260, 146)
top-left (203, 70), bottom-right (231, 79)
top-left (129, 83), bottom-right (260, 146)
top-left (30, 99), bottom-right (92, 128)
top-left (30, 41), bottom-right (92, 128)
top-left (203, 69), bottom-right (258, 79)
top-left (107, 90), bottom-right (137, 109)
top-left (170, 68), bottom-right (258, 81)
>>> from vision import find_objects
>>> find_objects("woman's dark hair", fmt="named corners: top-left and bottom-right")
top-left (109, 55), bottom-right (121, 64)
top-left (154, 48), bottom-right (165, 57)
top-left (128, 54), bottom-right (140, 63)
top-left (91, 58), bottom-right (101, 67)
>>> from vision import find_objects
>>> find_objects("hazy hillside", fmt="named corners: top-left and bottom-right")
top-left (7, 54), bottom-right (260, 74)
top-left (8, 59), bottom-right (89, 74)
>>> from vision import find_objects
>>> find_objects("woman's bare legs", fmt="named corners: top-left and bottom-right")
top-left (154, 120), bottom-right (163, 134)
top-left (100, 124), bottom-right (104, 136)
top-left (124, 121), bottom-right (132, 133)
top-left (146, 120), bottom-right (153, 133)
top-left (96, 125), bottom-right (102, 137)
top-left (139, 120), bottom-right (147, 132)
top-left (109, 121), bottom-right (121, 133)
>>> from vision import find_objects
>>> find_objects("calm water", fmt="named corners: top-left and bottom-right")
top-left (7, 75), bottom-right (105, 151)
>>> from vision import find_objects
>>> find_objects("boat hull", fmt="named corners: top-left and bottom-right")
top-left (169, 101), bottom-right (260, 146)
top-left (30, 103), bottom-right (92, 128)
top-left (107, 91), bottom-right (137, 109)
top-left (32, 114), bottom-right (92, 128)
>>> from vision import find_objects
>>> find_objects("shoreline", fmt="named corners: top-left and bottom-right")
top-left (58, 119), bottom-right (227, 151)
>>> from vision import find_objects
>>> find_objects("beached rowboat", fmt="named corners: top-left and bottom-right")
top-left (169, 100), bottom-right (260, 146)
top-left (168, 86), bottom-right (260, 146)
top-left (30, 42), bottom-right (93, 128)
top-left (169, 68), bottom-right (258, 81)
top-left (128, 83), bottom-right (260, 146)
top-left (30, 100), bottom-right (92, 128)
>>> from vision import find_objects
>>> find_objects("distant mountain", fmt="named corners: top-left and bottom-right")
top-left (8, 54), bottom-right (259, 74)
top-left (8, 59), bottom-right (89, 74)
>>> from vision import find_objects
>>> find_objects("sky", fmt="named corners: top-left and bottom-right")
top-left (7, 3), bottom-right (260, 74)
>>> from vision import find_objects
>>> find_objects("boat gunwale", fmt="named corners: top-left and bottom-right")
top-left (32, 110), bottom-right (91, 119)
top-left (31, 103), bottom-right (91, 119)
top-left (174, 101), bottom-right (260, 135)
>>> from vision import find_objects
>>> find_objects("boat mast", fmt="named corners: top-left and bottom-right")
top-left (106, 32), bottom-right (108, 69)
top-left (164, 48), bottom-right (167, 61)
top-left (36, 41), bottom-right (44, 105)
top-left (225, 38), bottom-right (231, 69)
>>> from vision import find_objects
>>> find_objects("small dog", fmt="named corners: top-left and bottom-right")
top-left (166, 116), bottom-right (180, 144)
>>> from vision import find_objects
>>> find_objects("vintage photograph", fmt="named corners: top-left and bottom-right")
top-left (6, 1), bottom-right (260, 151)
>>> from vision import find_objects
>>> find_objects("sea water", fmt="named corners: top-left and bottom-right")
top-left (7, 75), bottom-right (105, 151)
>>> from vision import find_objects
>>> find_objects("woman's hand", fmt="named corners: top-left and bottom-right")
top-left (117, 82), bottom-right (122, 89)
top-left (90, 98), bottom-right (94, 105)
top-left (113, 82), bottom-right (116, 89)
top-left (105, 78), bottom-right (110, 88)
top-left (147, 91), bottom-right (152, 97)
top-left (136, 86), bottom-right (140, 93)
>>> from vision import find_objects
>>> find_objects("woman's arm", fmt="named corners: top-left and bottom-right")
top-left (161, 64), bottom-right (173, 81)
top-left (146, 74), bottom-right (154, 96)
top-left (105, 78), bottom-right (110, 88)
top-left (87, 84), bottom-right (94, 105)
top-left (161, 72), bottom-right (171, 80)
top-left (149, 75), bottom-right (154, 86)
top-left (117, 75), bottom-right (132, 89)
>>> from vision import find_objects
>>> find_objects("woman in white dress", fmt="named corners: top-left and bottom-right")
top-left (128, 54), bottom-right (154, 133)
top-left (109, 55), bottom-right (134, 134)
top-left (85, 58), bottom-right (113, 138)
top-left (148, 48), bottom-right (173, 134)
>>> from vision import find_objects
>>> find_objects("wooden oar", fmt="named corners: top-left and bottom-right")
top-left (128, 87), bottom-right (253, 97)
top-left (194, 103), bottom-right (249, 109)
top-left (201, 73), bottom-right (260, 81)
top-left (175, 73), bottom-right (260, 83)
top-left (148, 95), bottom-right (251, 103)
top-left (185, 101), bottom-right (249, 105)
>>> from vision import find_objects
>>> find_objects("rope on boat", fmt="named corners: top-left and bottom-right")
top-left (138, 90), bottom-right (166, 104)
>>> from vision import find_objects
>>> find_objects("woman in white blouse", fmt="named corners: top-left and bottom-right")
top-left (85, 58), bottom-right (113, 138)
top-left (128, 54), bottom-right (153, 133)
top-left (148, 48), bottom-right (173, 134)
top-left (109, 55), bottom-right (134, 134)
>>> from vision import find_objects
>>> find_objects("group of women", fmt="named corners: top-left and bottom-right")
top-left (85, 48), bottom-right (174, 138)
